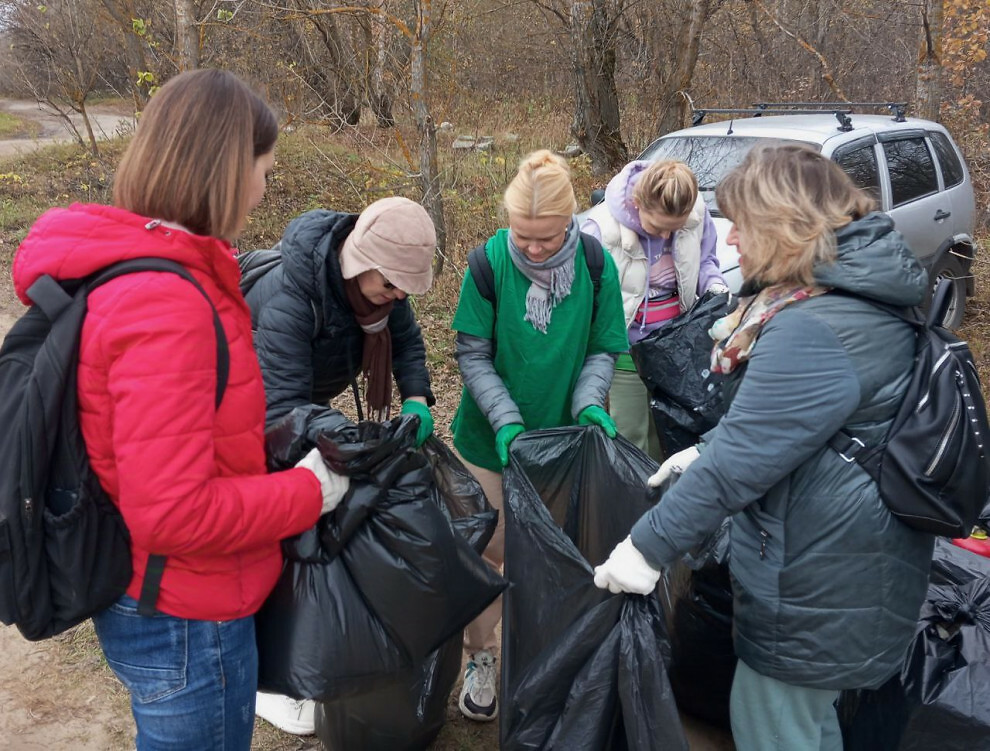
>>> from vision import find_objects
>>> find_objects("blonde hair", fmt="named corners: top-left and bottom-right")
top-left (503, 149), bottom-right (578, 219)
top-left (716, 143), bottom-right (875, 286)
top-left (113, 69), bottom-right (278, 241)
top-left (633, 160), bottom-right (698, 217)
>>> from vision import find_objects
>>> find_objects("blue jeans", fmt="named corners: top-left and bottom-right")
top-left (93, 594), bottom-right (258, 751)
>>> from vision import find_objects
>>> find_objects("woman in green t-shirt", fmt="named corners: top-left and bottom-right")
top-left (450, 149), bottom-right (629, 723)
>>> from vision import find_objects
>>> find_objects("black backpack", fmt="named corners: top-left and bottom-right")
top-left (0, 258), bottom-right (229, 640)
top-left (467, 232), bottom-right (606, 318)
top-left (828, 280), bottom-right (990, 537)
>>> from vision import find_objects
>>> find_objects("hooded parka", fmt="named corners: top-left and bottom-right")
top-left (630, 213), bottom-right (935, 690)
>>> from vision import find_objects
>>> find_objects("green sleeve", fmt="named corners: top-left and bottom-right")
top-left (452, 265), bottom-right (495, 340)
top-left (588, 251), bottom-right (630, 355)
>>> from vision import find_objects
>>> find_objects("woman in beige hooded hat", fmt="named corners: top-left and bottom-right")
top-left (240, 195), bottom-right (437, 734)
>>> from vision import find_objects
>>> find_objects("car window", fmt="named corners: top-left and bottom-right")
top-left (638, 136), bottom-right (819, 216)
top-left (833, 144), bottom-right (881, 203)
top-left (883, 137), bottom-right (938, 207)
top-left (929, 131), bottom-right (965, 188)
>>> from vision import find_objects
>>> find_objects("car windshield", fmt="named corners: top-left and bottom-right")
top-left (638, 136), bottom-right (820, 216)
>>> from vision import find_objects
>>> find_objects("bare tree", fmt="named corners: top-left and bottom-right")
top-left (409, 0), bottom-right (447, 271)
top-left (915, 0), bottom-right (944, 121)
top-left (97, 0), bottom-right (152, 106)
top-left (568, 0), bottom-right (627, 174)
top-left (7, 0), bottom-right (121, 154)
top-left (652, 0), bottom-right (712, 136)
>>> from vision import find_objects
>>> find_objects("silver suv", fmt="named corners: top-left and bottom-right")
top-left (594, 105), bottom-right (978, 327)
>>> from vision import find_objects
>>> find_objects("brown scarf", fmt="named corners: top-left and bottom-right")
top-left (344, 278), bottom-right (395, 420)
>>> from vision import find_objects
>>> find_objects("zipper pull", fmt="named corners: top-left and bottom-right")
top-left (759, 529), bottom-right (771, 559)
top-left (23, 496), bottom-right (33, 522)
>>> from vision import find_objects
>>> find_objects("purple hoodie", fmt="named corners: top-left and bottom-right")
top-left (582, 160), bottom-right (722, 295)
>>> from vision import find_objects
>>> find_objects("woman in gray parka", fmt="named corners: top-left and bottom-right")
top-left (593, 144), bottom-right (935, 750)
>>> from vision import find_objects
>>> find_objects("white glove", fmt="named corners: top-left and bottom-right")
top-left (295, 447), bottom-right (350, 515)
top-left (647, 445), bottom-right (701, 488)
top-left (707, 282), bottom-right (729, 295)
top-left (593, 536), bottom-right (662, 595)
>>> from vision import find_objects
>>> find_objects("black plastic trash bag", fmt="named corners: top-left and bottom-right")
top-left (839, 543), bottom-right (990, 750)
top-left (929, 537), bottom-right (990, 586)
top-left (315, 633), bottom-right (463, 751)
top-left (315, 437), bottom-right (499, 751)
top-left (630, 290), bottom-right (734, 455)
top-left (660, 518), bottom-right (735, 731)
top-left (501, 426), bottom-right (688, 751)
top-left (256, 408), bottom-right (505, 701)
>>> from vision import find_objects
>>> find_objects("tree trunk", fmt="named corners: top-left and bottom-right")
top-left (915, 0), bottom-right (944, 121)
top-left (305, 4), bottom-right (363, 127)
top-left (174, 0), bottom-right (199, 70)
top-left (370, 21), bottom-right (395, 128)
top-left (570, 0), bottom-right (627, 176)
top-left (410, 0), bottom-right (447, 271)
top-left (654, 0), bottom-right (710, 136)
top-left (77, 99), bottom-right (100, 156)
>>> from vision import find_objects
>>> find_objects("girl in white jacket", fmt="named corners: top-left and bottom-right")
top-left (581, 160), bottom-right (725, 460)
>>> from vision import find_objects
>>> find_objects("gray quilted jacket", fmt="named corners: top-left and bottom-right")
top-left (631, 213), bottom-right (935, 690)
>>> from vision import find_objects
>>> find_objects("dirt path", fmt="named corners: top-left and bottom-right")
top-left (0, 99), bottom-right (134, 159)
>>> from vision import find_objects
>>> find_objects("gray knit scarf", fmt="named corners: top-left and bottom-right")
top-left (507, 217), bottom-right (580, 333)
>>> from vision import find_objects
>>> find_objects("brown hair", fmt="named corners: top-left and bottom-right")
top-left (503, 149), bottom-right (578, 219)
top-left (716, 143), bottom-right (875, 286)
top-left (113, 69), bottom-right (278, 241)
top-left (633, 160), bottom-right (698, 217)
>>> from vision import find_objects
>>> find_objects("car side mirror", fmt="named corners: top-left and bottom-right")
top-left (590, 188), bottom-right (605, 207)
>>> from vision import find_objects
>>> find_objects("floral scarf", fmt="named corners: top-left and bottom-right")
top-left (710, 283), bottom-right (831, 374)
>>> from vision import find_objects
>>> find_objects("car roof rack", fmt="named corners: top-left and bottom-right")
top-left (691, 102), bottom-right (908, 131)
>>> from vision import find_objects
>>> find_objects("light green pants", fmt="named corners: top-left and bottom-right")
top-left (608, 366), bottom-right (662, 462)
top-left (730, 659), bottom-right (843, 751)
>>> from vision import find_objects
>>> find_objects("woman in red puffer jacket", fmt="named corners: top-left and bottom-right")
top-left (11, 69), bottom-right (347, 751)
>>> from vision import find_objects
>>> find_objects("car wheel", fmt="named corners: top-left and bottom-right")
top-left (925, 253), bottom-right (967, 329)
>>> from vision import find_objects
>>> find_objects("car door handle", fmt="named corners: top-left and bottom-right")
top-left (934, 209), bottom-right (952, 221)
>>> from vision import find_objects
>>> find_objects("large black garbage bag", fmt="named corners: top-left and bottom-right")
top-left (839, 544), bottom-right (990, 750)
top-left (315, 633), bottom-right (463, 751)
top-left (316, 437), bottom-right (499, 751)
top-left (660, 518), bottom-right (735, 731)
top-left (630, 291), bottom-right (734, 455)
top-left (501, 427), bottom-right (688, 751)
top-left (930, 537), bottom-right (990, 586)
top-left (256, 409), bottom-right (506, 701)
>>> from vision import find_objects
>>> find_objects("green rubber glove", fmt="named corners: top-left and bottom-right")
top-left (577, 405), bottom-right (617, 438)
top-left (400, 400), bottom-right (434, 447)
top-left (495, 423), bottom-right (525, 467)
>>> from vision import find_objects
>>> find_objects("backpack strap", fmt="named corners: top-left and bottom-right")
top-left (824, 287), bottom-right (923, 471)
top-left (580, 232), bottom-right (605, 318)
top-left (86, 258), bottom-right (230, 617)
top-left (467, 243), bottom-right (496, 305)
top-left (89, 258), bottom-right (230, 410)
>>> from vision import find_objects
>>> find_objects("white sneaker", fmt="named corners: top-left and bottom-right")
top-left (255, 692), bottom-right (316, 735)
top-left (458, 650), bottom-right (498, 721)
